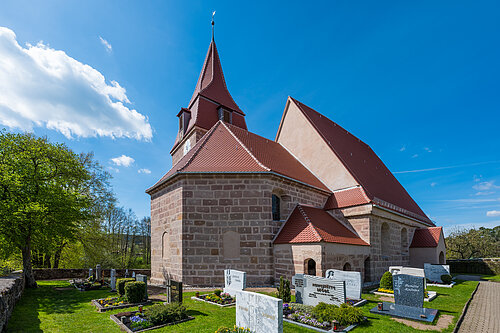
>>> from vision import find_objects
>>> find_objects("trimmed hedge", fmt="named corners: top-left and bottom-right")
top-left (124, 281), bottom-right (146, 303)
top-left (145, 303), bottom-right (188, 326)
top-left (116, 278), bottom-right (135, 296)
top-left (379, 271), bottom-right (393, 290)
top-left (441, 274), bottom-right (453, 284)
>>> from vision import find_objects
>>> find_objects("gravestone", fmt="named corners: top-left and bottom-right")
top-left (224, 269), bottom-right (247, 297)
top-left (389, 266), bottom-right (426, 287)
top-left (236, 290), bottom-right (283, 333)
top-left (96, 264), bottom-right (102, 281)
top-left (292, 274), bottom-right (346, 306)
top-left (125, 269), bottom-right (129, 278)
top-left (393, 274), bottom-right (424, 308)
top-left (165, 279), bottom-right (183, 303)
top-left (110, 269), bottom-right (117, 291)
top-left (136, 274), bottom-right (148, 300)
top-left (132, 271), bottom-right (136, 278)
top-left (424, 263), bottom-right (451, 283)
top-left (389, 266), bottom-right (402, 275)
top-left (370, 273), bottom-right (438, 322)
top-left (88, 268), bottom-right (93, 279)
top-left (325, 269), bottom-right (362, 300)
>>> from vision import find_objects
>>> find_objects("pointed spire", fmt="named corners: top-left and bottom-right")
top-left (188, 36), bottom-right (242, 113)
top-left (211, 11), bottom-right (216, 41)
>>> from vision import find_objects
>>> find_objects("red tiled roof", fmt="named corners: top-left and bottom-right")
top-left (324, 187), bottom-right (371, 209)
top-left (274, 205), bottom-right (369, 245)
top-left (410, 227), bottom-right (442, 248)
top-left (172, 40), bottom-right (247, 153)
top-left (290, 97), bottom-right (433, 226)
top-left (148, 121), bottom-right (330, 193)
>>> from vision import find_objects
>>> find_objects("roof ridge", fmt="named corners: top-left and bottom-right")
top-left (297, 204), bottom-right (323, 242)
top-left (221, 121), bottom-right (270, 171)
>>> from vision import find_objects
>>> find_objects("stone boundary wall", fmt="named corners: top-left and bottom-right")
top-left (0, 273), bottom-right (24, 332)
top-left (33, 268), bottom-right (151, 280)
top-left (447, 258), bottom-right (500, 275)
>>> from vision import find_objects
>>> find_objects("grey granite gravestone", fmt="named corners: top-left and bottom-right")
top-left (370, 274), bottom-right (438, 322)
top-left (125, 269), bottom-right (129, 278)
top-left (236, 290), bottom-right (283, 333)
top-left (224, 269), bottom-right (247, 297)
top-left (132, 271), bottom-right (136, 278)
top-left (165, 279), bottom-right (183, 303)
top-left (88, 268), bottom-right (93, 279)
top-left (424, 263), bottom-right (450, 283)
top-left (325, 269), bottom-right (362, 300)
top-left (136, 274), bottom-right (148, 300)
top-left (96, 264), bottom-right (102, 281)
top-left (292, 274), bottom-right (346, 306)
top-left (393, 274), bottom-right (424, 308)
top-left (110, 269), bottom-right (117, 291)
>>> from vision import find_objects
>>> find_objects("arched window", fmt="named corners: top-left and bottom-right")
top-left (364, 257), bottom-right (371, 282)
top-left (162, 231), bottom-right (169, 258)
top-left (305, 258), bottom-right (316, 276)
top-left (401, 227), bottom-right (408, 253)
top-left (439, 251), bottom-right (445, 264)
top-left (343, 262), bottom-right (352, 271)
top-left (223, 231), bottom-right (240, 259)
top-left (381, 223), bottom-right (390, 255)
top-left (272, 194), bottom-right (281, 221)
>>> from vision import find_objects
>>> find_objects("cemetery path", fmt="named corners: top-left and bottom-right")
top-left (457, 281), bottom-right (500, 333)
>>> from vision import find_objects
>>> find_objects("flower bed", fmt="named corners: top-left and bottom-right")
top-left (191, 290), bottom-right (236, 307)
top-left (92, 297), bottom-right (152, 312)
top-left (110, 303), bottom-right (194, 333)
top-left (282, 303), bottom-right (365, 332)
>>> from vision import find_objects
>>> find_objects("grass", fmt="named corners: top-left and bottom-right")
top-left (452, 273), bottom-right (500, 282)
top-left (7, 279), bottom-right (478, 333)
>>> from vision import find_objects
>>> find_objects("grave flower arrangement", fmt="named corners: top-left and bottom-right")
top-left (197, 289), bottom-right (236, 305)
top-left (98, 297), bottom-right (126, 307)
top-left (283, 302), bottom-right (364, 330)
top-left (114, 303), bottom-right (192, 332)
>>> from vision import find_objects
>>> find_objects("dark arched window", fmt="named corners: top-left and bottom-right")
top-left (272, 194), bottom-right (281, 221)
top-left (343, 262), bottom-right (352, 271)
top-left (305, 258), bottom-right (316, 276)
top-left (439, 251), bottom-right (445, 264)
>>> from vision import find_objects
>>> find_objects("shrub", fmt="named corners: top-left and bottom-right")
top-left (116, 278), bottom-right (135, 296)
top-left (145, 303), bottom-right (188, 325)
top-left (290, 303), bottom-right (314, 313)
top-left (277, 276), bottom-right (291, 303)
top-left (334, 303), bottom-right (364, 326)
top-left (441, 274), bottom-right (452, 284)
top-left (214, 289), bottom-right (222, 297)
top-left (216, 326), bottom-right (252, 333)
top-left (312, 302), bottom-right (338, 322)
top-left (379, 271), bottom-right (393, 290)
top-left (124, 281), bottom-right (146, 303)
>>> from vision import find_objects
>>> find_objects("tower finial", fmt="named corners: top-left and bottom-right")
top-left (211, 11), bottom-right (216, 41)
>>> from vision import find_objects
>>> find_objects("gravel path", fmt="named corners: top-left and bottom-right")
top-left (458, 281), bottom-right (500, 333)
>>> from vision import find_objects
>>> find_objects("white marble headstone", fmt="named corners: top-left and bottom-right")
top-left (224, 269), bottom-right (246, 297)
top-left (424, 263), bottom-right (450, 283)
top-left (236, 290), bottom-right (283, 333)
top-left (132, 271), bottom-right (136, 278)
top-left (110, 269), bottom-right (117, 291)
top-left (292, 274), bottom-right (346, 306)
top-left (325, 269), bottom-right (362, 300)
top-left (88, 268), bottom-right (93, 279)
top-left (389, 266), bottom-right (426, 287)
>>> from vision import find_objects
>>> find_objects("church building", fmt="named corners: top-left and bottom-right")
top-left (146, 37), bottom-right (446, 287)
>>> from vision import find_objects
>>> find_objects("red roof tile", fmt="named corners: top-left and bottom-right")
top-left (290, 97), bottom-right (433, 226)
top-left (410, 227), bottom-right (442, 248)
top-left (274, 205), bottom-right (369, 245)
top-left (148, 122), bottom-right (330, 193)
top-left (324, 187), bottom-right (371, 209)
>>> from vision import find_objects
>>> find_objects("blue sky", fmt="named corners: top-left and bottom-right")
top-left (0, 1), bottom-right (499, 234)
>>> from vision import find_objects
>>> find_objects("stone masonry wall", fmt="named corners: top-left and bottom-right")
top-left (180, 173), bottom-right (329, 287)
top-left (0, 273), bottom-right (24, 332)
top-left (150, 181), bottom-right (183, 285)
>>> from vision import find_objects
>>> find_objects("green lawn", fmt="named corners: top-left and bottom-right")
top-left (452, 273), bottom-right (500, 282)
top-left (7, 280), bottom-right (478, 333)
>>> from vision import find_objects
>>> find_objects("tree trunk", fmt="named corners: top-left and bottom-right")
top-left (44, 253), bottom-right (51, 268)
top-left (53, 242), bottom-right (66, 268)
top-left (22, 242), bottom-right (37, 288)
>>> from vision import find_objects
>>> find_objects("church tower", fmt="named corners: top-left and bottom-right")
top-left (170, 38), bottom-right (247, 165)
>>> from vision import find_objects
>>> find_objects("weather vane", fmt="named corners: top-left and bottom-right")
top-left (212, 11), bottom-right (216, 41)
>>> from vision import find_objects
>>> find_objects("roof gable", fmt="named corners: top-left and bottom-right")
top-left (289, 97), bottom-right (432, 225)
top-left (274, 204), bottom-right (369, 245)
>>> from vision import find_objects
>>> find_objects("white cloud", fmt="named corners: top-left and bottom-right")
top-left (430, 182), bottom-right (437, 187)
top-left (0, 27), bottom-right (152, 140)
top-left (394, 161), bottom-right (500, 174)
top-left (411, 154), bottom-right (419, 158)
top-left (475, 191), bottom-right (494, 196)
top-left (111, 155), bottom-right (135, 167)
top-left (486, 210), bottom-right (500, 217)
top-left (138, 168), bottom-right (151, 174)
top-left (473, 180), bottom-right (500, 191)
top-left (424, 147), bottom-right (432, 153)
top-left (399, 145), bottom-right (406, 152)
top-left (99, 36), bottom-right (112, 53)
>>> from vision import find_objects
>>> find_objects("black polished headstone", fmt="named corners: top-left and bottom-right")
top-left (165, 279), bottom-right (183, 304)
top-left (393, 274), bottom-right (424, 308)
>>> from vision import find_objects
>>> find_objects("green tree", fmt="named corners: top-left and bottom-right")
top-left (446, 226), bottom-right (500, 259)
top-left (0, 131), bottom-right (95, 287)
